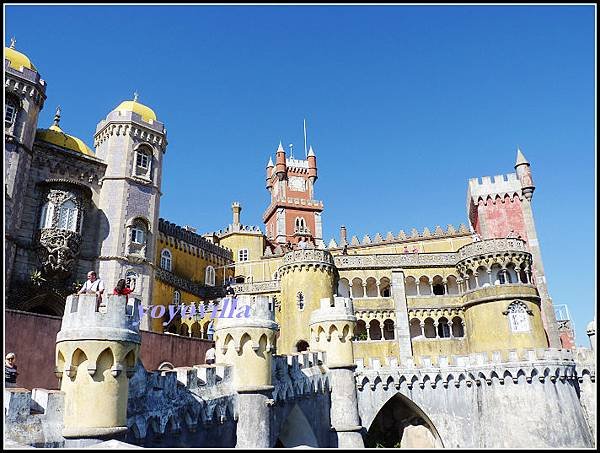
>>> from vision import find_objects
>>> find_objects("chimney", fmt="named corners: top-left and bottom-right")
top-left (340, 225), bottom-right (347, 245)
top-left (232, 202), bottom-right (242, 225)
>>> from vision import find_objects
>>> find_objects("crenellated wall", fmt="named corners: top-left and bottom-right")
top-left (355, 348), bottom-right (595, 448)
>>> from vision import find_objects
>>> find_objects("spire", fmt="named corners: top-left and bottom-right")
top-left (307, 145), bottom-right (315, 157)
top-left (9, 37), bottom-right (16, 49)
top-left (515, 147), bottom-right (529, 166)
top-left (277, 141), bottom-right (284, 153)
top-left (53, 106), bottom-right (61, 127)
top-left (267, 156), bottom-right (274, 167)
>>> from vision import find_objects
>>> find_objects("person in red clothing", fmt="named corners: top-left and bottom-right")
top-left (113, 279), bottom-right (133, 300)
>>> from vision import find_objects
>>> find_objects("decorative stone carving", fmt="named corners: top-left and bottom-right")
top-left (36, 228), bottom-right (82, 278)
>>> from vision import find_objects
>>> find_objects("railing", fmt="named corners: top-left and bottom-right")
top-left (231, 280), bottom-right (281, 294)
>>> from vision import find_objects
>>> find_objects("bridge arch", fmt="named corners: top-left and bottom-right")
top-left (363, 392), bottom-right (443, 448)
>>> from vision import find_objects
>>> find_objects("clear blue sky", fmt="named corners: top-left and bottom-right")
top-left (6, 5), bottom-right (595, 344)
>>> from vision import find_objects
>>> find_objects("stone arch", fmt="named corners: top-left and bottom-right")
top-left (351, 277), bottom-right (364, 298)
top-left (364, 392), bottom-right (444, 448)
top-left (380, 277), bottom-right (391, 297)
top-left (92, 347), bottom-right (115, 382)
top-left (366, 277), bottom-right (378, 297)
top-left (446, 275), bottom-right (459, 295)
top-left (275, 403), bottom-right (320, 447)
top-left (354, 319), bottom-right (367, 341)
top-left (369, 319), bottom-right (382, 341)
top-left (409, 318), bottom-right (422, 339)
top-left (337, 278), bottom-right (350, 297)
top-left (405, 276), bottom-right (417, 296)
top-left (383, 319), bottom-right (395, 340)
top-left (432, 275), bottom-right (445, 295)
top-left (418, 276), bottom-right (431, 295)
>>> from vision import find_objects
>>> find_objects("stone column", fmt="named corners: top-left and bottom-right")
top-left (391, 270), bottom-right (413, 364)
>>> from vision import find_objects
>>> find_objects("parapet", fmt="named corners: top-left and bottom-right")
top-left (5, 388), bottom-right (64, 423)
top-left (270, 352), bottom-right (330, 404)
top-left (309, 297), bottom-right (356, 328)
top-left (279, 249), bottom-right (335, 276)
top-left (467, 173), bottom-right (522, 205)
top-left (354, 348), bottom-right (587, 391)
top-left (213, 295), bottom-right (278, 331)
top-left (56, 294), bottom-right (141, 344)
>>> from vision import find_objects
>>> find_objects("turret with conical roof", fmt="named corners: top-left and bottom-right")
top-left (514, 147), bottom-right (535, 200)
top-left (275, 141), bottom-right (287, 180)
top-left (266, 156), bottom-right (274, 189)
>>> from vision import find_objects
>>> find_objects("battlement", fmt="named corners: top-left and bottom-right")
top-left (310, 297), bottom-right (355, 323)
top-left (4, 388), bottom-right (64, 423)
top-left (280, 249), bottom-right (334, 267)
top-left (56, 294), bottom-right (141, 344)
top-left (271, 352), bottom-right (330, 404)
top-left (467, 172), bottom-right (522, 204)
top-left (354, 348), bottom-right (590, 391)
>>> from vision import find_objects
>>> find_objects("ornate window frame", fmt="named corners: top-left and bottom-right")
top-left (132, 144), bottom-right (153, 181)
top-left (503, 300), bottom-right (533, 333)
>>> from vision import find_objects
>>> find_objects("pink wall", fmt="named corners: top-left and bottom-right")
top-left (475, 195), bottom-right (528, 240)
top-left (5, 309), bottom-right (214, 391)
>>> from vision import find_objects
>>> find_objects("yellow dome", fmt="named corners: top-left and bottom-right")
top-left (4, 46), bottom-right (37, 71)
top-left (114, 100), bottom-right (157, 122)
top-left (36, 124), bottom-right (94, 157)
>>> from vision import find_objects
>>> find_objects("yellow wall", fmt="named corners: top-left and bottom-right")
top-left (353, 340), bottom-right (399, 365)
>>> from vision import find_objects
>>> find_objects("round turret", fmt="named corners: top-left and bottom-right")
top-left (309, 296), bottom-right (356, 368)
top-left (307, 145), bottom-right (317, 183)
top-left (55, 294), bottom-right (141, 439)
top-left (214, 295), bottom-right (278, 391)
top-left (275, 142), bottom-right (287, 180)
top-left (277, 249), bottom-right (337, 354)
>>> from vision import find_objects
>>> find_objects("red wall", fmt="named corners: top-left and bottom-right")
top-left (475, 195), bottom-right (528, 240)
top-left (5, 309), bottom-right (214, 391)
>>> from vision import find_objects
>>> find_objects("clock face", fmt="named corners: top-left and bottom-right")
top-left (288, 176), bottom-right (306, 192)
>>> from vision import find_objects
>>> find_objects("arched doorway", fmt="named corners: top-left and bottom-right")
top-left (364, 393), bottom-right (443, 448)
top-left (276, 404), bottom-right (319, 447)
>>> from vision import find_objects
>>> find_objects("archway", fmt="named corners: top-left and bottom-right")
top-left (364, 393), bottom-right (443, 448)
top-left (276, 404), bottom-right (319, 447)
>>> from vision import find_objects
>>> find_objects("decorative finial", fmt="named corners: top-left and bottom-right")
top-left (9, 37), bottom-right (16, 49)
top-left (277, 141), bottom-right (284, 152)
top-left (133, 91), bottom-right (139, 102)
top-left (289, 143), bottom-right (294, 159)
top-left (53, 106), bottom-right (61, 126)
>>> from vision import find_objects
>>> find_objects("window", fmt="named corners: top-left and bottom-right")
top-left (498, 269), bottom-right (512, 285)
top-left (295, 217), bottom-right (307, 233)
top-left (161, 249), bottom-right (172, 271)
top-left (131, 226), bottom-right (145, 244)
top-left (57, 200), bottom-right (78, 231)
top-left (173, 290), bottom-right (181, 304)
top-left (39, 202), bottom-right (55, 229)
top-left (205, 266), bottom-right (215, 286)
top-left (5, 102), bottom-right (17, 124)
top-left (438, 318), bottom-right (451, 338)
top-left (297, 292), bottom-right (304, 310)
top-left (238, 249), bottom-right (249, 262)
top-left (134, 147), bottom-right (151, 178)
top-left (506, 301), bottom-right (531, 333)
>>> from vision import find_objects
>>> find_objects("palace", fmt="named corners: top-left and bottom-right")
top-left (4, 43), bottom-right (596, 449)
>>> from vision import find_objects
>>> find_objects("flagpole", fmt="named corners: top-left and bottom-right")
top-left (303, 118), bottom-right (308, 158)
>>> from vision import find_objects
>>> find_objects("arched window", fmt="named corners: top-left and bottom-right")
top-left (354, 320), bottom-right (367, 341)
top-left (383, 319), bottom-right (395, 340)
top-left (134, 146), bottom-right (152, 178)
top-left (205, 266), bottom-right (215, 286)
top-left (238, 249), bottom-right (249, 262)
top-left (297, 292), bottom-right (305, 310)
top-left (451, 316), bottom-right (464, 337)
top-left (160, 249), bottom-right (172, 271)
top-left (337, 278), bottom-right (350, 298)
top-left (39, 201), bottom-right (55, 229)
top-left (409, 318), bottom-right (422, 339)
top-left (498, 269), bottom-right (512, 285)
top-left (368, 320), bottom-right (382, 341)
top-left (432, 276), bottom-right (445, 295)
top-left (295, 217), bottom-right (307, 233)
top-left (438, 317), bottom-right (451, 338)
top-left (380, 278), bottom-right (391, 297)
top-left (505, 301), bottom-right (531, 333)
top-left (57, 199), bottom-right (78, 231)
top-left (173, 290), bottom-right (181, 304)
top-left (423, 318), bottom-right (436, 338)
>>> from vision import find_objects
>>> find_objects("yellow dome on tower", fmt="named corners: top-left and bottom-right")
top-left (113, 95), bottom-right (157, 123)
top-left (36, 108), bottom-right (94, 157)
top-left (4, 42), bottom-right (37, 71)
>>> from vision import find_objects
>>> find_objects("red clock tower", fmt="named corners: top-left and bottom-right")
top-left (263, 142), bottom-right (324, 248)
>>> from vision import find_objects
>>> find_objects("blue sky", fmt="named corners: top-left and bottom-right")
top-left (5, 5), bottom-right (595, 344)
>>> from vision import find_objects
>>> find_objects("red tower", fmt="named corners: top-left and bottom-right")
top-left (263, 143), bottom-right (324, 248)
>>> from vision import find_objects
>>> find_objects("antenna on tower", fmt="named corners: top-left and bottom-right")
top-left (289, 143), bottom-right (294, 159)
top-left (303, 118), bottom-right (308, 158)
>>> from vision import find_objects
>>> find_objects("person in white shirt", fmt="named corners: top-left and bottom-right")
top-left (205, 346), bottom-right (216, 365)
top-left (78, 271), bottom-right (105, 308)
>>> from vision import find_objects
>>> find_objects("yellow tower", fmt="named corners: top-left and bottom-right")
top-left (55, 294), bottom-right (140, 439)
top-left (277, 249), bottom-right (336, 354)
top-left (214, 295), bottom-right (278, 447)
top-left (309, 296), bottom-right (364, 448)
